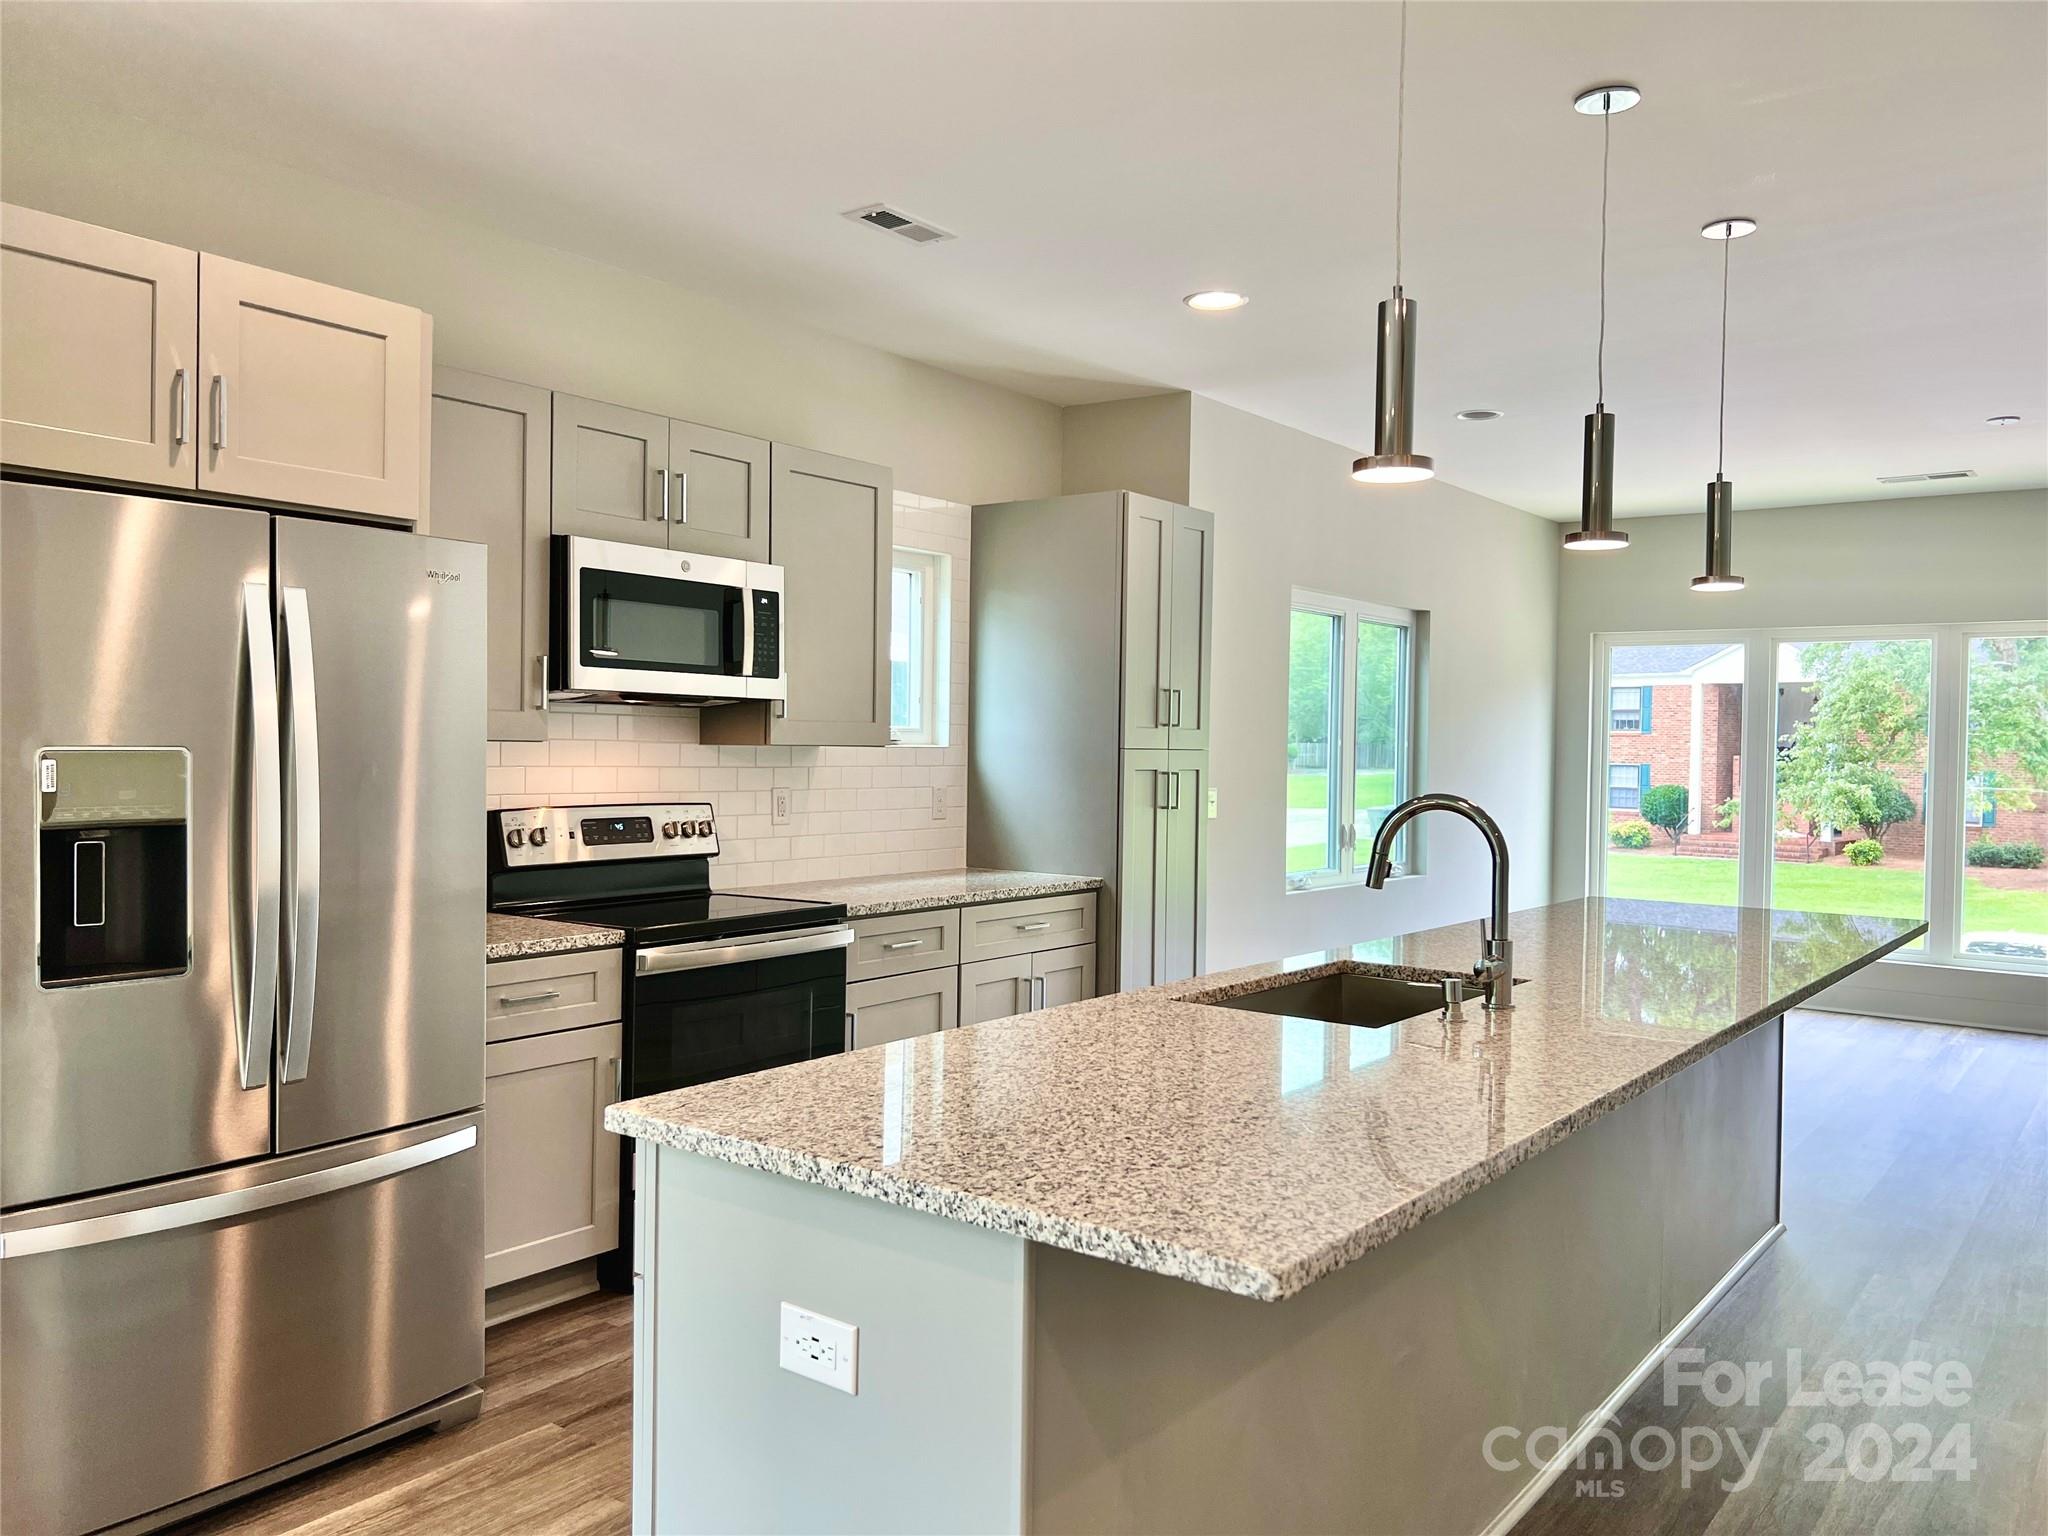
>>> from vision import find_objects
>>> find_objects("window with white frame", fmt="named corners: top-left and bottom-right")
top-left (889, 548), bottom-right (948, 746)
top-left (1591, 624), bottom-right (2048, 972)
top-left (1286, 592), bottom-right (1421, 890)
top-left (1609, 686), bottom-right (1646, 733)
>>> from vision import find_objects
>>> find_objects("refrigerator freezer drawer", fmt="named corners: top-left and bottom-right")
top-left (0, 1116), bottom-right (483, 1535)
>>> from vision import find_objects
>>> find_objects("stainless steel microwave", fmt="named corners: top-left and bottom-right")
top-left (549, 535), bottom-right (785, 704)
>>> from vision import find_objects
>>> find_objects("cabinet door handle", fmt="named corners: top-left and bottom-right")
top-left (1015, 920), bottom-right (1052, 933)
top-left (1169, 772), bottom-right (1182, 811)
top-left (1034, 976), bottom-right (1047, 1009)
top-left (679, 470), bottom-right (690, 524)
top-left (1171, 688), bottom-right (1184, 727)
top-left (1155, 770), bottom-right (1170, 811)
top-left (171, 368), bottom-right (190, 447)
top-left (845, 1011), bottom-right (858, 1052)
top-left (537, 653), bottom-right (550, 711)
top-left (210, 374), bottom-right (227, 451)
top-left (656, 467), bottom-right (669, 522)
top-left (1158, 687), bottom-right (1171, 729)
top-left (498, 990), bottom-right (562, 1007)
top-left (881, 938), bottom-right (923, 951)
top-left (609, 1055), bottom-right (623, 1104)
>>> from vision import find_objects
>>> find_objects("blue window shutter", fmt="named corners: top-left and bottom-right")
top-left (1640, 689), bottom-right (1654, 734)
top-left (1983, 771), bottom-right (1996, 827)
top-left (1637, 764), bottom-right (1650, 796)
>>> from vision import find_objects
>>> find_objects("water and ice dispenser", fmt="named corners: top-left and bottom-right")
top-left (36, 748), bottom-right (190, 987)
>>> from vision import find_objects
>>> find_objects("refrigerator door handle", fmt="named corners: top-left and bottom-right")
top-left (279, 585), bottom-right (322, 1084)
top-left (238, 582), bottom-right (282, 1091)
top-left (0, 1126), bottom-right (476, 1260)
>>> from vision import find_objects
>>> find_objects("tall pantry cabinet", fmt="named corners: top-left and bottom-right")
top-left (968, 491), bottom-right (1214, 991)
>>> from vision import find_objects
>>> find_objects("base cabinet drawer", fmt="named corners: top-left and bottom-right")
top-left (847, 969), bottom-right (957, 1050)
top-left (960, 944), bottom-right (1096, 1026)
top-left (847, 908), bottom-right (960, 983)
top-left (483, 1021), bottom-right (622, 1289)
top-left (960, 892), bottom-right (1097, 964)
top-left (485, 948), bottom-right (623, 1043)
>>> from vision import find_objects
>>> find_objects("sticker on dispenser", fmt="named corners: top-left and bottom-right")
top-left (39, 758), bottom-right (57, 794)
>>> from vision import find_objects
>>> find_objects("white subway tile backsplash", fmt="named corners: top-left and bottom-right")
top-left (485, 493), bottom-right (973, 888)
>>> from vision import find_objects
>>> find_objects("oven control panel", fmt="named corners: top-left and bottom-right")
top-left (493, 802), bottom-right (718, 867)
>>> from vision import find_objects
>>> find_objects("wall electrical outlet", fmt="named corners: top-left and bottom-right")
top-left (931, 784), bottom-right (948, 821)
top-left (771, 785), bottom-right (792, 826)
top-left (779, 1302), bottom-right (858, 1394)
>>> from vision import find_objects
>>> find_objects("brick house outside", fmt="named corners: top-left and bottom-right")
top-left (1606, 643), bottom-right (2048, 857)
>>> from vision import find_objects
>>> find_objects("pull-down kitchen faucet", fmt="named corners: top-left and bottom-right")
top-left (1364, 793), bottom-right (1515, 1012)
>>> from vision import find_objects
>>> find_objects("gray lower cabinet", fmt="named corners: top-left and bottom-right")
top-left (702, 443), bottom-right (892, 748)
top-left (1035, 943), bottom-right (1097, 1009)
top-left (847, 908), bottom-right (961, 984)
top-left (1120, 752), bottom-right (1207, 990)
top-left (482, 1019), bottom-right (622, 1289)
top-left (847, 968), bottom-right (956, 1050)
top-left (960, 944), bottom-right (1096, 1026)
top-left (431, 368), bottom-right (552, 740)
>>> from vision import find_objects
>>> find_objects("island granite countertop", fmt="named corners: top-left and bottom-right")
top-left (606, 899), bottom-right (1921, 1301)
top-left (734, 868), bottom-right (1101, 918)
top-left (485, 912), bottom-right (625, 962)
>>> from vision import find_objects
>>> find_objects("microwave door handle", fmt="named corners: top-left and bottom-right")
top-left (279, 585), bottom-right (321, 1084)
top-left (238, 582), bottom-right (281, 1091)
top-left (733, 588), bottom-right (751, 678)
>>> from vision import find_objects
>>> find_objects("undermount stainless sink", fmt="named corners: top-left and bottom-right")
top-left (1203, 973), bottom-right (1452, 1030)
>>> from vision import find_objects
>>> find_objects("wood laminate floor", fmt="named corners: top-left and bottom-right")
top-left (173, 1010), bottom-right (2045, 1536)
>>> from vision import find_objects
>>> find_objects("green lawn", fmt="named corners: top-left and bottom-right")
top-left (1287, 769), bottom-right (1398, 873)
top-left (1604, 851), bottom-right (2048, 942)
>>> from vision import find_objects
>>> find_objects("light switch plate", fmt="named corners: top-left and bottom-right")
top-left (771, 786), bottom-right (792, 826)
top-left (1207, 786), bottom-right (1219, 820)
top-left (780, 1302), bottom-right (857, 1394)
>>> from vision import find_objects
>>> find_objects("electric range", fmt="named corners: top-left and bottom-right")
top-left (488, 801), bottom-right (852, 1289)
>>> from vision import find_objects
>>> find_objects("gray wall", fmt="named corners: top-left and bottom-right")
top-left (1062, 394), bottom-right (1191, 503)
top-left (1185, 395), bottom-right (1560, 966)
top-left (0, 104), bottom-right (1062, 507)
top-left (1549, 488), bottom-right (2048, 899)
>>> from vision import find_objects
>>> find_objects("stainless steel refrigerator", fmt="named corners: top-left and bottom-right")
top-left (1, 480), bottom-right (487, 1534)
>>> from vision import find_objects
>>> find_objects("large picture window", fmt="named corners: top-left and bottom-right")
top-left (1286, 593), bottom-right (1421, 890)
top-left (1591, 625), bottom-right (2048, 972)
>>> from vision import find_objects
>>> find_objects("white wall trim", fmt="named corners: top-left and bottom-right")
top-left (1806, 956), bottom-right (2048, 1034)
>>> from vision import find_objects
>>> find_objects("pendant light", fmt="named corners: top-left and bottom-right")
top-left (1562, 84), bottom-right (1641, 551)
top-left (1352, 0), bottom-right (1434, 484)
top-left (1692, 217), bottom-right (1757, 592)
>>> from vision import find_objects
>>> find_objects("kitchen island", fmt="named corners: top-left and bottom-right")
top-left (606, 899), bottom-right (1921, 1535)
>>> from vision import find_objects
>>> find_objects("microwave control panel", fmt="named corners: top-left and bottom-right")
top-left (750, 590), bottom-right (781, 679)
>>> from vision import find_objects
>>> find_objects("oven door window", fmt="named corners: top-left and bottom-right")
top-left (630, 946), bottom-right (846, 1094)
top-left (579, 566), bottom-right (743, 676)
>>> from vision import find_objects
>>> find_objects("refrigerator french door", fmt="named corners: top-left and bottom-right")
top-left (1, 482), bottom-right (487, 1535)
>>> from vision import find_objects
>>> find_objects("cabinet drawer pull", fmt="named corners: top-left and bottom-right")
top-left (497, 990), bottom-right (562, 1007)
top-left (880, 938), bottom-right (924, 951)
top-left (1015, 920), bottom-right (1053, 933)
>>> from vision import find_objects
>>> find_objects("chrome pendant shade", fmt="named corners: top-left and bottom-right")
top-left (1352, 286), bottom-right (1434, 483)
top-left (1352, 1), bottom-right (1434, 486)
top-left (1563, 83), bottom-right (1637, 551)
top-left (1691, 216), bottom-right (1756, 593)
top-left (1691, 475), bottom-right (1745, 591)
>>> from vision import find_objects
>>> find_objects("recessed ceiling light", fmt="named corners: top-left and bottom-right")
top-left (1456, 408), bottom-right (1502, 422)
top-left (1183, 291), bottom-right (1249, 313)
top-left (1987, 415), bottom-right (2022, 427)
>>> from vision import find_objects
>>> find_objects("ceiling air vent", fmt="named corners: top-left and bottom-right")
top-left (1876, 470), bottom-right (1977, 484)
top-left (843, 203), bottom-right (955, 245)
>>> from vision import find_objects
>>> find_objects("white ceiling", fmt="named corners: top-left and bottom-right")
top-left (4, 1), bottom-right (2043, 518)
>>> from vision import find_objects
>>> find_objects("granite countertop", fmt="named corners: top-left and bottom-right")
top-left (735, 868), bottom-right (1102, 918)
top-left (606, 899), bottom-right (1921, 1301)
top-left (485, 912), bottom-right (625, 962)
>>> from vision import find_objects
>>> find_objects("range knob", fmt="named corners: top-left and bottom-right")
top-left (694, 819), bottom-right (714, 838)
top-left (506, 828), bottom-right (526, 848)
top-left (529, 826), bottom-right (549, 848)
top-left (661, 821), bottom-right (681, 839)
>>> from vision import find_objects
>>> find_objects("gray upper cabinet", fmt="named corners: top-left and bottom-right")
top-left (1121, 495), bottom-right (1173, 750)
top-left (431, 368), bottom-right (552, 740)
top-left (2, 205), bottom-right (428, 523)
top-left (704, 443), bottom-right (892, 748)
top-left (550, 392), bottom-right (667, 546)
top-left (1, 204), bottom-right (197, 488)
top-left (1166, 504), bottom-right (1215, 751)
top-left (198, 253), bottom-right (428, 524)
top-left (670, 420), bottom-right (769, 562)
